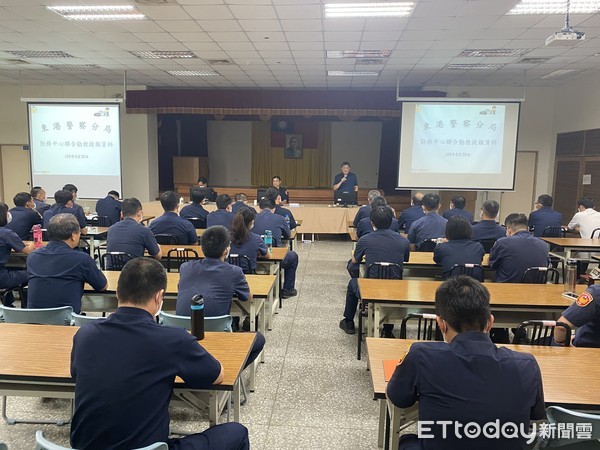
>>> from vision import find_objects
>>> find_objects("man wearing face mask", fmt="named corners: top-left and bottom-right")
top-left (175, 225), bottom-right (265, 368)
top-left (70, 257), bottom-right (250, 450)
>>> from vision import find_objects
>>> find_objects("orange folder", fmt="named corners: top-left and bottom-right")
top-left (383, 359), bottom-right (401, 382)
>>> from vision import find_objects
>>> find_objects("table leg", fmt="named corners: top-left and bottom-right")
top-left (209, 391), bottom-right (218, 427)
top-left (88, 236), bottom-right (95, 258)
top-left (357, 300), bottom-right (364, 360)
top-left (378, 399), bottom-right (386, 448)
top-left (232, 382), bottom-right (241, 423)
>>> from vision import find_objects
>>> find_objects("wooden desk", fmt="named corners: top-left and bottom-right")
top-left (80, 226), bottom-right (109, 257)
top-left (141, 215), bottom-right (154, 225)
top-left (541, 237), bottom-right (600, 259)
top-left (367, 338), bottom-right (600, 449)
top-left (196, 228), bottom-right (205, 237)
top-left (0, 323), bottom-right (254, 426)
top-left (405, 252), bottom-right (490, 268)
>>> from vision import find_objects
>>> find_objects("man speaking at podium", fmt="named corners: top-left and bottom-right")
top-left (333, 161), bottom-right (358, 192)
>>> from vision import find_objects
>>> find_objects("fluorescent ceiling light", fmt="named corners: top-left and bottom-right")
top-left (458, 48), bottom-right (531, 57)
top-left (46, 64), bottom-right (105, 71)
top-left (7, 50), bottom-right (74, 58)
top-left (327, 70), bottom-right (379, 76)
top-left (130, 51), bottom-right (197, 59)
top-left (540, 69), bottom-right (577, 78)
top-left (167, 70), bottom-right (220, 76)
top-left (325, 2), bottom-right (414, 18)
top-left (327, 50), bottom-right (392, 58)
top-left (445, 64), bottom-right (504, 70)
top-left (47, 5), bottom-right (145, 21)
top-left (507, 0), bottom-right (600, 14)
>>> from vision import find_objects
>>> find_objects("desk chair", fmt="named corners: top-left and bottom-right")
top-left (417, 239), bottom-right (437, 252)
top-left (100, 252), bottom-right (132, 271)
top-left (448, 263), bottom-right (485, 282)
top-left (476, 239), bottom-right (496, 253)
top-left (71, 312), bottom-right (106, 326)
top-left (35, 430), bottom-right (168, 450)
top-left (166, 248), bottom-right (199, 272)
top-left (155, 234), bottom-right (177, 245)
top-left (90, 216), bottom-right (112, 227)
top-left (0, 285), bottom-right (26, 308)
top-left (187, 217), bottom-right (207, 229)
top-left (534, 406), bottom-right (600, 449)
top-left (512, 320), bottom-right (571, 347)
top-left (592, 228), bottom-right (600, 239)
top-left (366, 262), bottom-right (402, 280)
top-left (228, 254), bottom-right (256, 274)
top-left (0, 443), bottom-right (6, 450)
top-left (399, 313), bottom-right (442, 341)
top-left (542, 226), bottom-right (565, 238)
top-left (521, 267), bottom-right (560, 284)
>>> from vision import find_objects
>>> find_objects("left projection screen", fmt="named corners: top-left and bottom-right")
top-left (28, 102), bottom-right (122, 199)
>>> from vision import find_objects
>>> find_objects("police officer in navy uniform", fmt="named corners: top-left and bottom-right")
top-left (555, 285), bottom-right (600, 347)
top-left (333, 161), bottom-right (358, 193)
top-left (397, 192), bottom-right (425, 232)
top-left (106, 198), bottom-right (161, 267)
top-left (27, 213), bottom-right (107, 313)
top-left (176, 226), bottom-right (265, 366)
top-left (528, 194), bottom-right (563, 237)
top-left (272, 176), bottom-right (289, 204)
top-left (30, 187), bottom-right (51, 215)
top-left (180, 187), bottom-right (210, 227)
top-left (207, 194), bottom-right (234, 229)
top-left (230, 207), bottom-right (269, 274)
top-left (407, 193), bottom-right (447, 251)
top-left (62, 183), bottom-right (85, 216)
top-left (253, 198), bottom-right (299, 298)
top-left (471, 200), bottom-right (506, 241)
top-left (433, 216), bottom-right (485, 279)
top-left (197, 176), bottom-right (217, 202)
top-left (149, 191), bottom-right (198, 245)
top-left (95, 190), bottom-right (122, 225)
top-left (43, 190), bottom-right (88, 234)
top-left (6, 192), bottom-right (42, 240)
top-left (356, 196), bottom-right (400, 238)
top-left (387, 276), bottom-right (545, 450)
top-left (231, 193), bottom-right (250, 215)
top-left (442, 196), bottom-right (474, 223)
top-left (340, 206), bottom-right (410, 335)
top-left (352, 189), bottom-right (380, 228)
top-left (489, 213), bottom-right (549, 283)
top-left (265, 187), bottom-right (297, 230)
top-left (70, 257), bottom-right (250, 450)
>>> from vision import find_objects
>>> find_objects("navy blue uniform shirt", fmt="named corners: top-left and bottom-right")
top-left (398, 205), bottom-right (426, 232)
top-left (353, 205), bottom-right (371, 228)
top-left (387, 332), bottom-right (545, 450)
top-left (230, 232), bottom-right (268, 272)
top-left (489, 231), bottom-right (549, 282)
top-left (176, 258), bottom-right (250, 317)
top-left (433, 239), bottom-right (485, 278)
top-left (27, 240), bottom-right (107, 312)
top-left (6, 206), bottom-right (42, 239)
top-left (354, 229), bottom-right (410, 278)
top-left (528, 207), bottom-right (563, 237)
top-left (356, 216), bottom-right (400, 238)
top-left (231, 201), bottom-right (249, 215)
top-left (333, 172), bottom-right (358, 192)
top-left (442, 207), bottom-right (474, 223)
top-left (149, 212), bottom-right (198, 244)
top-left (253, 210), bottom-right (290, 247)
top-left (180, 202), bottom-right (209, 221)
top-left (471, 220), bottom-right (506, 241)
top-left (407, 213), bottom-right (447, 248)
top-left (43, 204), bottom-right (87, 229)
top-left (274, 204), bottom-right (296, 229)
top-left (206, 209), bottom-right (234, 229)
top-left (276, 186), bottom-right (288, 203)
top-left (0, 227), bottom-right (25, 265)
top-left (562, 285), bottom-right (600, 347)
top-left (70, 307), bottom-right (221, 450)
top-left (95, 195), bottom-right (122, 225)
top-left (106, 217), bottom-right (160, 260)
top-left (34, 199), bottom-right (51, 215)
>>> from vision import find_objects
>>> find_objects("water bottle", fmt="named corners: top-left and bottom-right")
top-left (564, 259), bottom-right (577, 294)
top-left (285, 214), bottom-right (290, 227)
top-left (191, 294), bottom-right (205, 340)
top-left (33, 225), bottom-right (43, 248)
top-left (179, 196), bottom-right (184, 205)
top-left (265, 230), bottom-right (273, 254)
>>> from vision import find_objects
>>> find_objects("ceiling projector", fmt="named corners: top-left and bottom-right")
top-left (546, 29), bottom-right (585, 46)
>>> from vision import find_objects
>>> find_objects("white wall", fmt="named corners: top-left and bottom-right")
top-left (554, 73), bottom-right (600, 133)
top-left (331, 121), bottom-right (382, 188)
top-left (207, 120), bottom-right (252, 186)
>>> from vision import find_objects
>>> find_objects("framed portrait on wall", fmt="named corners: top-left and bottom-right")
top-left (284, 134), bottom-right (303, 159)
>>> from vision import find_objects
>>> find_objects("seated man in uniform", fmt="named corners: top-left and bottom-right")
top-left (43, 189), bottom-right (87, 234)
top-left (265, 187), bottom-right (297, 230)
top-left (407, 193), bottom-right (447, 251)
top-left (6, 192), bottom-right (42, 240)
top-left (568, 197), bottom-right (600, 238)
top-left (387, 276), bottom-right (545, 450)
top-left (253, 198), bottom-right (299, 298)
top-left (106, 198), bottom-right (161, 267)
top-left (206, 194), bottom-right (234, 229)
top-left (180, 187), bottom-right (210, 228)
top-left (340, 206), bottom-right (410, 335)
top-left (70, 257), bottom-right (250, 450)
top-left (471, 200), bottom-right (506, 242)
top-left (555, 285), bottom-right (600, 347)
top-left (489, 213), bottom-right (549, 282)
top-left (95, 190), bottom-right (122, 225)
top-left (442, 195), bottom-right (474, 222)
top-left (231, 193), bottom-right (250, 214)
top-left (197, 176), bottom-right (217, 202)
top-left (27, 213), bottom-right (107, 313)
top-left (176, 226), bottom-right (265, 367)
top-left (62, 183), bottom-right (85, 215)
top-left (149, 191), bottom-right (198, 245)
top-left (529, 194), bottom-right (563, 237)
top-left (356, 196), bottom-right (399, 238)
top-left (352, 189), bottom-right (380, 228)
top-left (30, 187), bottom-right (51, 215)
top-left (272, 176), bottom-right (289, 204)
top-left (398, 192), bottom-right (425, 232)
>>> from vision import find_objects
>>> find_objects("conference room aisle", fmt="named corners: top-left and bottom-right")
top-left (1, 240), bottom-right (381, 449)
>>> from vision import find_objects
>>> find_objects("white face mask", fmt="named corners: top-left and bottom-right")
top-left (6, 212), bottom-right (12, 224)
top-left (155, 300), bottom-right (163, 318)
top-left (479, 210), bottom-right (483, 218)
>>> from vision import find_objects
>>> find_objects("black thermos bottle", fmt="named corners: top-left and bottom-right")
top-left (191, 294), bottom-right (205, 340)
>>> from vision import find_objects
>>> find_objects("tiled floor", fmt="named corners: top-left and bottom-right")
top-left (0, 240), bottom-right (382, 449)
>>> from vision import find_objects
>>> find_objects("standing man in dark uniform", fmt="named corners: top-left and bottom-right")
top-left (387, 276), bottom-right (545, 450)
top-left (333, 161), bottom-right (358, 192)
top-left (180, 187), bottom-right (210, 227)
top-left (253, 198), bottom-right (299, 298)
top-left (397, 192), bottom-right (425, 232)
top-left (95, 190), bottom-right (122, 225)
top-left (27, 214), bottom-right (107, 313)
top-left (352, 190), bottom-right (380, 227)
top-left (339, 206), bottom-right (410, 335)
top-left (31, 187), bottom-right (51, 215)
top-left (70, 257), bottom-right (250, 450)
top-left (442, 196), bottom-right (474, 222)
top-left (489, 213), bottom-right (549, 282)
top-left (407, 193), bottom-right (447, 250)
top-left (471, 200), bottom-right (506, 241)
top-left (272, 176), bottom-right (289, 204)
top-left (529, 194), bottom-right (563, 237)
top-left (149, 191), bottom-right (198, 245)
top-left (207, 194), bottom-right (234, 229)
top-left (43, 190), bottom-right (88, 234)
top-left (197, 177), bottom-right (217, 202)
top-left (555, 285), bottom-right (600, 347)
top-left (265, 187), bottom-right (297, 230)
top-left (6, 192), bottom-right (42, 240)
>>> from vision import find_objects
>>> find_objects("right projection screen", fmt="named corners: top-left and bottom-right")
top-left (397, 101), bottom-right (521, 190)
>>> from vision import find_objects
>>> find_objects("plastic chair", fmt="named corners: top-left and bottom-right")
top-left (0, 442), bottom-right (7, 450)
top-left (366, 262), bottom-right (402, 280)
top-left (35, 430), bottom-right (168, 450)
top-left (542, 226), bottom-right (565, 238)
top-left (477, 239), bottom-right (496, 253)
top-left (71, 312), bottom-right (106, 326)
top-left (90, 216), bottom-right (112, 227)
top-left (228, 254), bottom-right (256, 274)
top-left (166, 248), bottom-right (199, 272)
top-left (513, 320), bottom-right (571, 346)
top-left (100, 252), bottom-right (132, 271)
top-left (521, 267), bottom-right (560, 284)
top-left (535, 406), bottom-right (600, 448)
top-left (155, 234), bottom-right (177, 245)
top-left (399, 313), bottom-right (443, 341)
top-left (448, 263), bottom-right (485, 282)
top-left (417, 239), bottom-right (437, 252)
top-left (0, 305), bottom-right (72, 325)
top-left (187, 217), bottom-right (207, 229)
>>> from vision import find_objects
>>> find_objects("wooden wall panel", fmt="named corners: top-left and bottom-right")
top-left (553, 158), bottom-right (582, 223)
top-left (584, 129), bottom-right (600, 155)
top-left (556, 131), bottom-right (585, 156)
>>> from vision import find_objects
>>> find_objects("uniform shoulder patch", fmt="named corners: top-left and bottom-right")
top-left (576, 291), bottom-right (594, 307)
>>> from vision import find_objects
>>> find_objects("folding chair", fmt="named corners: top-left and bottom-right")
top-left (166, 248), bottom-right (199, 272)
top-left (476, 239), bottom-right (496, 253)
top-left (512, 320), bottom-right (571, 346)
top-left (228, 254), bottom-right (256, 274)
top-left (100, 252), bottom-right (132, 271)
top-left (187, 217), bottom-right (207, 229)
top-left (366, 262), bottom-right (402, 280)
top-left (417, 239), bottom-right (437, 252)
top-left (542, 226), bottom-right (565, 238)
top-left (448, 263), bottom-right (485, 282)
top-left (90, 216), bottom-right (112, 227)
top-left (533, 406), bottom-right (600, 448)
top-left (155, 234), bottom-right (177, 245)
top-left (0, 285), bottom-right (26, 308)
top-left (592, 228), bottom-right (600, 239)
top-left (35, 430), bottom-right (168, 450)
top-left (521, 267), bottom-right (560, 284)
top-left (399, 313), bottom-right (443, 341)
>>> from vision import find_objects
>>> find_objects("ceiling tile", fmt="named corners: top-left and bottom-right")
top-left (183, 5), bottom-right (233, 20)
top-left (239, 20), bottom-right (282, 32)
top-left (229, 5), bottom-right (277, 19)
